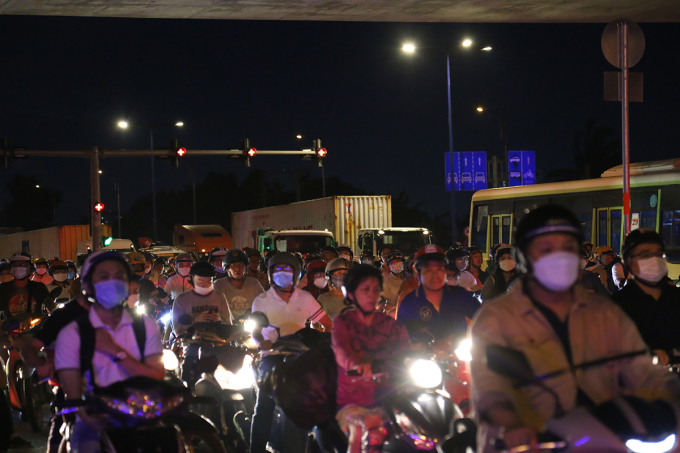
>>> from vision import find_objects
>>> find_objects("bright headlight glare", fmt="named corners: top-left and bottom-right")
top-left (162, 349), bottom-right (179, 371)
top-left (160, 312), bottom-right (172, 325)
top-left (410, 359), bottom-right (442, 388)
top-left (454, 339), bottom-right (472, 362)
top-left (136, 304), bottom-right (146, 315)
top-left (244, 319), bottom-right (256, 333)
top-left (626, 434), bottom-right (676, 453)
top-left (214, 355), bottom-right (255, 390)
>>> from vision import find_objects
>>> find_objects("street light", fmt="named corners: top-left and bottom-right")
top-left (475, 105), bottom-right (508, 187)
top-left (401, 38), bottom-right (491, 244)
top-left (116, 120), bottom-right (185, 240)
top-left (477, 107), bottom-right (484, 112)
top-left (296, 134), bottom-right (302, 139)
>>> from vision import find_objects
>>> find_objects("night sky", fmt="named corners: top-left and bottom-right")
top-left (0, 15), bottom-right (679, 232)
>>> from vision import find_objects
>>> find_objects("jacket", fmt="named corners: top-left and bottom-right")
top-left (470, 278), bottom-right (680, 450)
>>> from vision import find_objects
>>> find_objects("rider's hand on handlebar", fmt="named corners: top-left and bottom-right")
top-left (36, 362), bottom-right (54, 380)
top-left (355, 363), bottom-right (372, 382)
top-left (503, 425), bottom-right (538, 451)
top-left (195, 311), bottom-right (220, 323)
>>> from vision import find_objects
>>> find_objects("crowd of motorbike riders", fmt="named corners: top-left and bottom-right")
top-left (1, 204), bottom-right (680, 452)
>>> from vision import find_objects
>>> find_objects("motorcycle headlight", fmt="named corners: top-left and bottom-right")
top-left (409, 359), bottom-right (442, 389)
top-left (160, 312), bottom-right (172, 325)
top-left (244, 318), bottom-right (256, 333)
top-left (162, 349), bottom-right (179, 371)
top-left (454, 339), bottom-right (472, 362)
top-left (136, 304), bottom-right (147, 315)
top-left (626, 434), bottom-right (676, 453)
top-left (214, 355), bottom-right (256, 390)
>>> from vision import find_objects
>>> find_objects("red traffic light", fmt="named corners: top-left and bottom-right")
top-left (317, 148), bottom-right (327, 157)
top-left (247, 148), bottom-right (257, 157)
top-left (94, 202), bottom-right (105, 212)
top-left (176, 147), bottom-right (187, 157)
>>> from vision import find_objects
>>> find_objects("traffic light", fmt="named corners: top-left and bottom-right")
top-left (170, 139), bottom-right (186, 168)
top-left (94, 202), bottom-right (105, 212)
top-left (311, 139), bottom-right (327, 167)
top-left (104, 237), bottom-right (113, 246)
top-left (233, 138), bottom-right (256, 167)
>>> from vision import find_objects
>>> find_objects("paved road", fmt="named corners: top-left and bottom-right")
top-left (9, 408), bottom-right (50, 453)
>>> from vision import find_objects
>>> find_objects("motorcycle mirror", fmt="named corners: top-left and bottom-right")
top-left (178, 314), bottom-right (193, 326)
top-left (486, 344), bottom-right (536, 384)
top-left (49, 287), bottom-right (62, 299)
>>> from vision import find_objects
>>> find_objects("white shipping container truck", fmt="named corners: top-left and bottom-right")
top-left (231, 196), bottom-right (392, 253)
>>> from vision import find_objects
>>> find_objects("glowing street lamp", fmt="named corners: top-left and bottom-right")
top-left (175, 122), bottom-right (184, 127)
top-left (402, 43), bottom-right (416, 53)
top-left (296, 134), bottom-right (302, 139)
top-left (477, 106), bottom-right (484, 112)
top-left (462, 39), bottom-right (473, 47)
top-left (117, 120), bottom-right (128, 129)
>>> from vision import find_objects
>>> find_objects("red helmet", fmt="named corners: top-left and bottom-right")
top-left (414, 245), bottom-right (447, 271)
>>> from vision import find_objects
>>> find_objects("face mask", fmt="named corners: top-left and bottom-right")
top-left (533, 252), bottom-right (579, 292)
top-left (67, 271), bottom-right (76, 280)
top-left (126, 294), bottom-right (139, 308)
top-left (11, 267), bottom-right (29, 280)
top-left (389, 262), bottom-right (405, 274)
top-left (177, 267), bottom-right (190, 277)
top-left (36, 267), bottom-right (47, 275)
top-left (94, 279), bottom-right (129, 309)
top-left (194, 285), bottom-right (213, 295)
top-left (331, 276), bottom-right (345, 288)
top-left (273, 271), bottom-right (294, 288)
top-left (53, 273), bottom-right (68, 282)
top-left (362, 258), bottom-right (373, 266)
top-left (499, 259), bottom-right (516, 272)
top-left (313, 277), bottom-right (328, 289)
top-left (0, 274), bottom-right (13, 283)
top-left (635, 256), bottom-right (668, 285)
top-left (339, 254), bottom-right (351, 261)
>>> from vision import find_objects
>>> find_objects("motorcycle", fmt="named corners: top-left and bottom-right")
top-left (56, 375), bottom-right (226, 453)
top-left (2, 310), bottom-right (54, 432)
top-left (485, 344), bottom-right (680, 453)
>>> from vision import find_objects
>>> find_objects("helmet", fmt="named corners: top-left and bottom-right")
top-left (175, 252), bottom-right (195, 264)
top-left (593, 245), bottom-right (613, 257)
top-left (306, 260), bottom-right (327, 276)
top-left (190, 261), bottom-right (215, 278)
top-left (267, 252), bottom-right (302, 285)
top-left (377, 245), bottom-right (394, 261)
top-left (209, 247), bottom-right (228, 260)
top-left (414, 245), bottom-right (447, 271)
top-left (153, 257), bottom-right (165, 266)
top-left (385, 251), bottom-right (405, 264)
top-left (342, 264), bottom-right (383, 303)
top-left (622, 228), bottom-right (665, 261)
top-left (243, 247), bottom-right (261, 258)
top-left (10, 252), bottom-right (32, 266)
top-left (515, 205), bottom-right (583, 252)
top-left (49, 260), bottom-right (68, 275)
top-left (142, 252), bottom-right (155, 263)
top-left (127, 252), bottom-right (147, 276)
top-left (446, 248), bottom-right (469, 270)
top-left (325, 258), bottom-right (351, 278)
top-left (336, 245), bottom-right (354, 259)
top-left (467, 246), bottom-right (483, 257)
top-left (35, 257), bottom-right (48, 267)
top-left (495, 245), bottom-right (513, 263)
top-left (359, 251), bottom-right (374, 265)
top-left (224, 249), bottom-right (248, 268)
top-left (80, 251), bottom-right (132, 295)
top-left (318, 246), bottom-right (338, 261)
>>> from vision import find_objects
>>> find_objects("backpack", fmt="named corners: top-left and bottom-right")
top-left (76, 309), bottom-right (147, 388)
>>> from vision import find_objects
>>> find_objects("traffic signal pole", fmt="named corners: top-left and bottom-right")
top-left (7, 145), bottom-right (325, 250)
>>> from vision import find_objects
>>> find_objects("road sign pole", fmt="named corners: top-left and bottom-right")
top-left (90, 147), bottom-right (102, 251)
top-left (619, 21), bottom-right (631, 236)
top-left (447, 54), bottom-right (458, 245)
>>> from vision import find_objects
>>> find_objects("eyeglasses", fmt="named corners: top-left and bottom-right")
top-left (629, 251), bottom-right (666, 260)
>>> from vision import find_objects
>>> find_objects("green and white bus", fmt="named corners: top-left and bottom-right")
top-left (468, 159), bottom-right (680, 277)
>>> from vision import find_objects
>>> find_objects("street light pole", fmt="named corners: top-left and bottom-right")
top-left (447, 54), bottom-right (457, 245)
top-left (114, 181), bottom-right (122, 237)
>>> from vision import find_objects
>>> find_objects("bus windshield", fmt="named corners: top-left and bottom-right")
top-left (375, 231), bottom-right (431, 257)
top-left (274, 235), bottom-right (334, 255)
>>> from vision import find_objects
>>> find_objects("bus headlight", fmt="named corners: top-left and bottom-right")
top-left (410, 359), bottom-right (442, 389)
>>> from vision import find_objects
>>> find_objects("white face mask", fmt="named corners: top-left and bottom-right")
top-left (177, 267), bottom-right (190, 277)
top-left (499, 258), bottom-right (516, 272)
top-left (194, 285), bottom-right (213, 295)
top-left (313, 276), bottom-right (328, 289)
top-left (533, 251), bottom-right (580, 292)
top-left (53, 273), bottom-right (68, 282)
top-left (11, 267), bottom-right (29, 280)
top-left (635, 256), bottom-right (668, 284)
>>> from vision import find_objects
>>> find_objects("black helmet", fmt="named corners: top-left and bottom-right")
top-left (35, 257), bottom-right (48, 267)
top-left (342, 264), bottom-right (383, 305)
top-left (243, 247), bottom-right (261, 258)
top-left (80, 251), bottom-right (132, 296)
top-left (224, 249), bottom-right (248, 267)
top-left (318, 246), bottom-right (338, 261)
top-left (377, 245), bottom-right (393, 261)
top-left (515, 205), bottom-right (583, 252)
top-left (267, 252), bottom-right (302, 285)
top-left (446, 248), bottom-right (469, 271)
top-left (190, 261), bottom-right (215, 278)
top-left (622, 228), bottom-right (665, 261)
top-left (385, 251), bottom-right (405, 264)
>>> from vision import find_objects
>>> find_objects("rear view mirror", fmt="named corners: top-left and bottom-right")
top-left (486, 344), bottom-right (535, 384)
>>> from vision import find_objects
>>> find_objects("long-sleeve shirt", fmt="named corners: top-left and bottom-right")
top-left (470, 279), bottom-right (680, 451)
top-left (164, 273), bottom-right (193, 300)
top-left (332, 308), bottom-right (410, 408)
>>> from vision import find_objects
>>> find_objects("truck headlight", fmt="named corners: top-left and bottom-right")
top-left (410, 359), bottom-right (442, 389)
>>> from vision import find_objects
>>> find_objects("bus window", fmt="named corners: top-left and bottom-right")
top-left (492, 217), bottom-right (500, 246)
top-left (640, 210), bottom-right (656, 230)
top-left (472, 205), bottom-right (489, 252)
top-left (610, 209), bottom-right (622, 254)
top-left (661, 210), bottom-right (680, 263)
top-left (502, 216), bottom-right (511, 244)
top-left (598, 210), bottom-right (608, 247)
top-left (578, 212), bottom-right (592, 244)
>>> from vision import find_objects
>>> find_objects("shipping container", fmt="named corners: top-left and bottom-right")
top-left (173, 224), bottom-right (233, 258)
top-left (0, 225), bottom-right (112, 262)
top-left (231, 196), bottom-right (391, 252)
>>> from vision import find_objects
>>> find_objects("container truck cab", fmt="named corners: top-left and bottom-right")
top-left (173, 224), bottom-right (232, 259)
top-left (358, 227), bottom-right (433, 259)
top-left (256, 228), bottom-right (334, 256)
